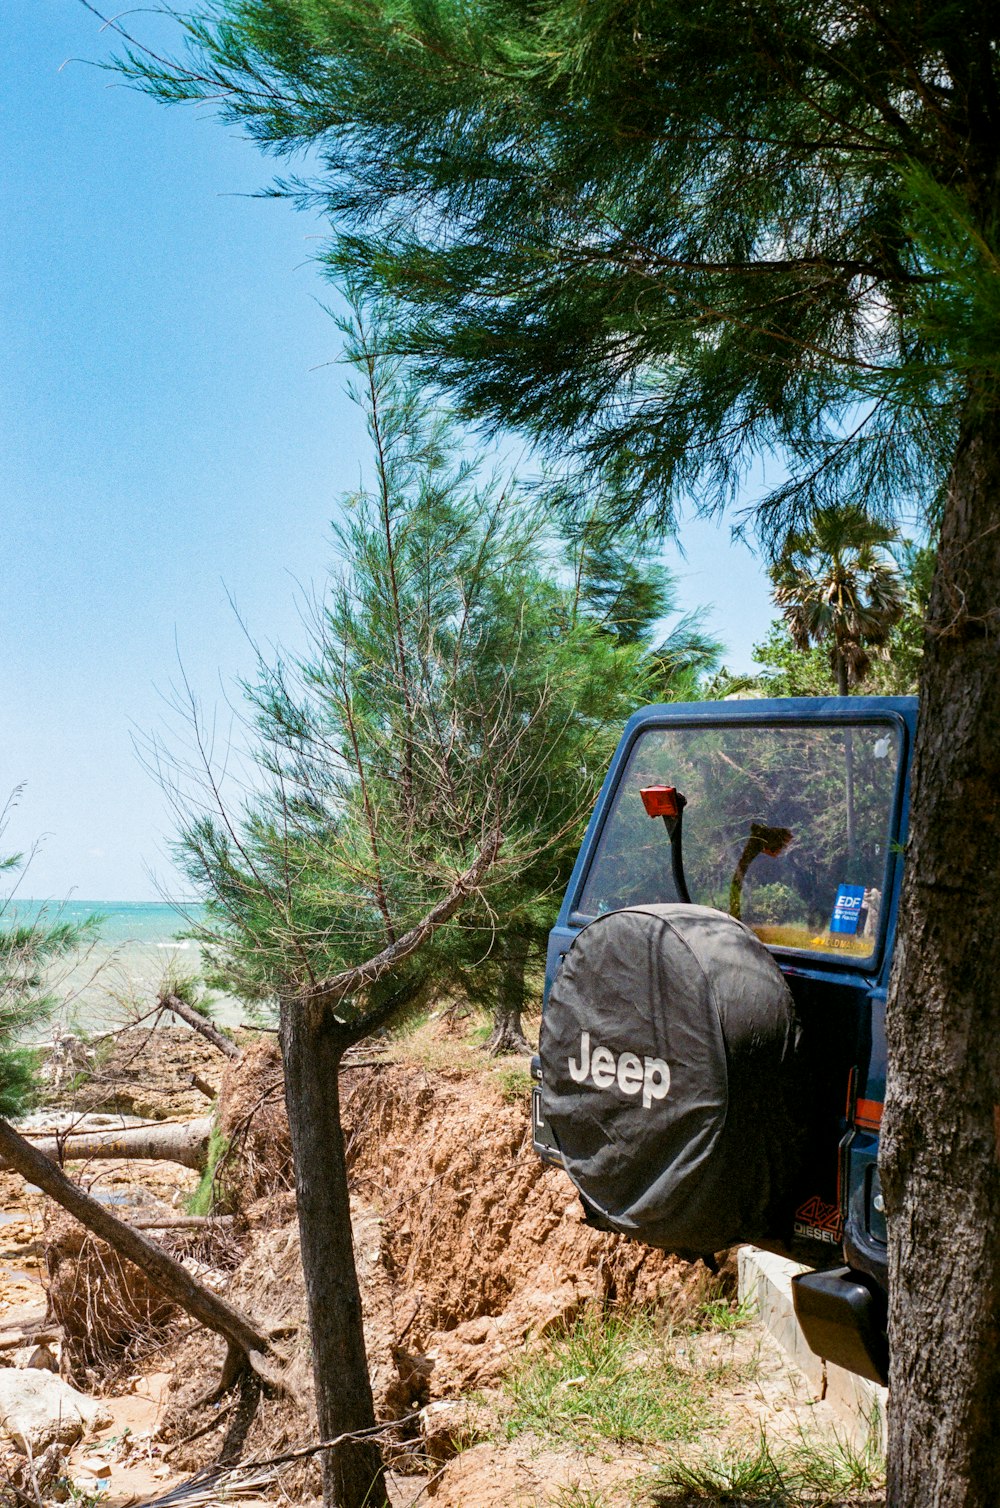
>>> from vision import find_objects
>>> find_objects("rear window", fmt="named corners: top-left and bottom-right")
top-left (577, 720), bottom-right (901, 960)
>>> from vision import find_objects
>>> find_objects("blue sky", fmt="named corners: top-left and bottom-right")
top-left (1, 0), bottom-right (776, 901)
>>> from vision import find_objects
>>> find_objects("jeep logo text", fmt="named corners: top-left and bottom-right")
top-left (567, 1031), bottom-right (670, 1109)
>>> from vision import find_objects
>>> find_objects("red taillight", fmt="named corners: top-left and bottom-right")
top-left (640, 785), bottom-right (680, 819)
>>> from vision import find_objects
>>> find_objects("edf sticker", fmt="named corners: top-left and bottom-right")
top-left (830, 884), bottom-right (866, 934)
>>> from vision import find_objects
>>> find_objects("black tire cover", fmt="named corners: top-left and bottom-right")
top-left (539, 904), bottom-right (800, 1254)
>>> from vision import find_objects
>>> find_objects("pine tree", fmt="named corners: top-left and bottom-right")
top-left (453, 517), bottom-right (720, 1054)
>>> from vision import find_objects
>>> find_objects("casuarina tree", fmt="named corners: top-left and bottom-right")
top-left (451, 517), bottom-right (720, 1055)
top-left (159, 304), bottom-right (683, 1506)
top-left (0, 790), bottom-right (108, 1112)
top-left (107, 5), bottom-right (1000, 1501)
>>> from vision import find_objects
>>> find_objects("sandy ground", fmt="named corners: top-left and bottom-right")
top-left (0, 1170), bottom-right (187, 1504)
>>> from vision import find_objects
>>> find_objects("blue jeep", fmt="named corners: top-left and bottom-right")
top-left (533, 695), bottom-right (915, 1386)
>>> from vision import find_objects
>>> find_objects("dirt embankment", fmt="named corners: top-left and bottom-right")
top-left (343, 1062), bottom-right (705, 1379)
top-left (6, 1029), bottom-right (882, 1508)
top-left (151, 1038), bottom-right (709, 1478)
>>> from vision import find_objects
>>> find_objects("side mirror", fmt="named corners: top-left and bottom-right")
top-left (640, 785), bottom-right (683, 819)
top-left (639, 786), bottom-right (691, 904)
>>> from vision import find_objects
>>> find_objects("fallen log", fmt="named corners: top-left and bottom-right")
top-left (0, 1117), bottom-right (282, 1396)
top-left (10, 1117), bottom-right (213, 1171)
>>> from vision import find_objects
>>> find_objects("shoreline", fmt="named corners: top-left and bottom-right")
top-left (40, 938), bottom-right (250, 1036)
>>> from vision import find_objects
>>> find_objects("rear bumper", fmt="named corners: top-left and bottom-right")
top-left (791, 1265), bottom-right (888, 1385)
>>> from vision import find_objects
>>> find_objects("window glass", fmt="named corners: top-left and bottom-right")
top-left (578, 721), bottom-right (900, 959)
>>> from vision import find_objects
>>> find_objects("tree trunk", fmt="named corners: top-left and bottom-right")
top-left (881, 399), bottom-right (1000, 1507)
top-left (9, 1117), bottom-right (213, 1171)
top-left (279, 1000), bottom-right (388, 1508)
top-left (0, 1117), bottom-right (278, 1388)
top-left (485, 933), bottom-right (531, 1056)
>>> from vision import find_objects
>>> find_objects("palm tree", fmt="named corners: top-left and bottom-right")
top-left (771, 506), bottom-right (905, 697)
top-left (771, 505), bottom-right (905, 868)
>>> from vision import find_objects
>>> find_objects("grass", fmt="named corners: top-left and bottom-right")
top-left (187, 1123), bottom-right (231, 1215)
top-left (654, 1423), bottom-right (885, 1505)
top-left (494, 1063), bottom-right (534, 1103)
top-left (658, 1431), bottom-right (784, 1502)
top-left (387, 1010), bottom-right (490, 1076)
top-left (695, 1291), bottom-right (757, 1335)
top-left (545, 1488), bottom-right (611, 1508)
top-left (503, 1308), bottom-right (713, 1450)
top-left (388, 1005), bottom-right (540, 1080)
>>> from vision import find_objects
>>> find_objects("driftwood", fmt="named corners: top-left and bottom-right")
top-left (0, 1329), bottom-right (61, 1352)
top-left (0, 1117), bottom-right (282, 1395)
top-left (11, 1117), bottom-right (213, 1172)
top-left (161, 992), bottom-right (242, 1062)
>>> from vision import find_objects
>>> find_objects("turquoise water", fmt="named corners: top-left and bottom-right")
top-left (7, 900), bottom-right (246, 1029)
top-left (9, 900), bottom-right (207, 946)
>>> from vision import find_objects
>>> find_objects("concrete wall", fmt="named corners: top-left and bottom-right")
top-left (737, 1246), bottom-right (888, 1451)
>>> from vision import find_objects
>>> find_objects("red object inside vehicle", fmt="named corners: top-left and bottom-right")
top-left (640, 785), bottom-right (680, 819)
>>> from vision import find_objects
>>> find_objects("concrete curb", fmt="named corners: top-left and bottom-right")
top-left (737, 1246), bottom-right (888, 1450)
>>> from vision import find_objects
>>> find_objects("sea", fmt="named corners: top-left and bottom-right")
top-left (7, 899), bottom-right (247, 1034)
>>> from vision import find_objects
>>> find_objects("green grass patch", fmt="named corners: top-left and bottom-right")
top-left (493, 1063), bottom-right (533, 1103)
top-left (694, 1290), bottom-right (757, 1334)
top-left (655, 1423), bottom-right (885, 1505)
top-left (187, 1122), bottom-right (231, 1216)
top-left (503, 1308), bottom-right (712, 1449)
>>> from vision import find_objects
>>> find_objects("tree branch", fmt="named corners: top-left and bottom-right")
top-left (160, 990), bottom-right (243, 1061)
top-left (302, 827), bottom-right (503, 1032)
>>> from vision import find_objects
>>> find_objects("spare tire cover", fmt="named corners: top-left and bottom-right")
top-left (539, 904), bottom-right (800, 1254)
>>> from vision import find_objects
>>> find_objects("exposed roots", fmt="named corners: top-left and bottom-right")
top-left (483, 1020), bottom-right (532, 1057)
top-left (44, 1213), bottom-right (243, 1389)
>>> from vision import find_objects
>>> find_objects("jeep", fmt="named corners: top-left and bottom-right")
top-left (533, 695), bottom-right (916, 1385)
